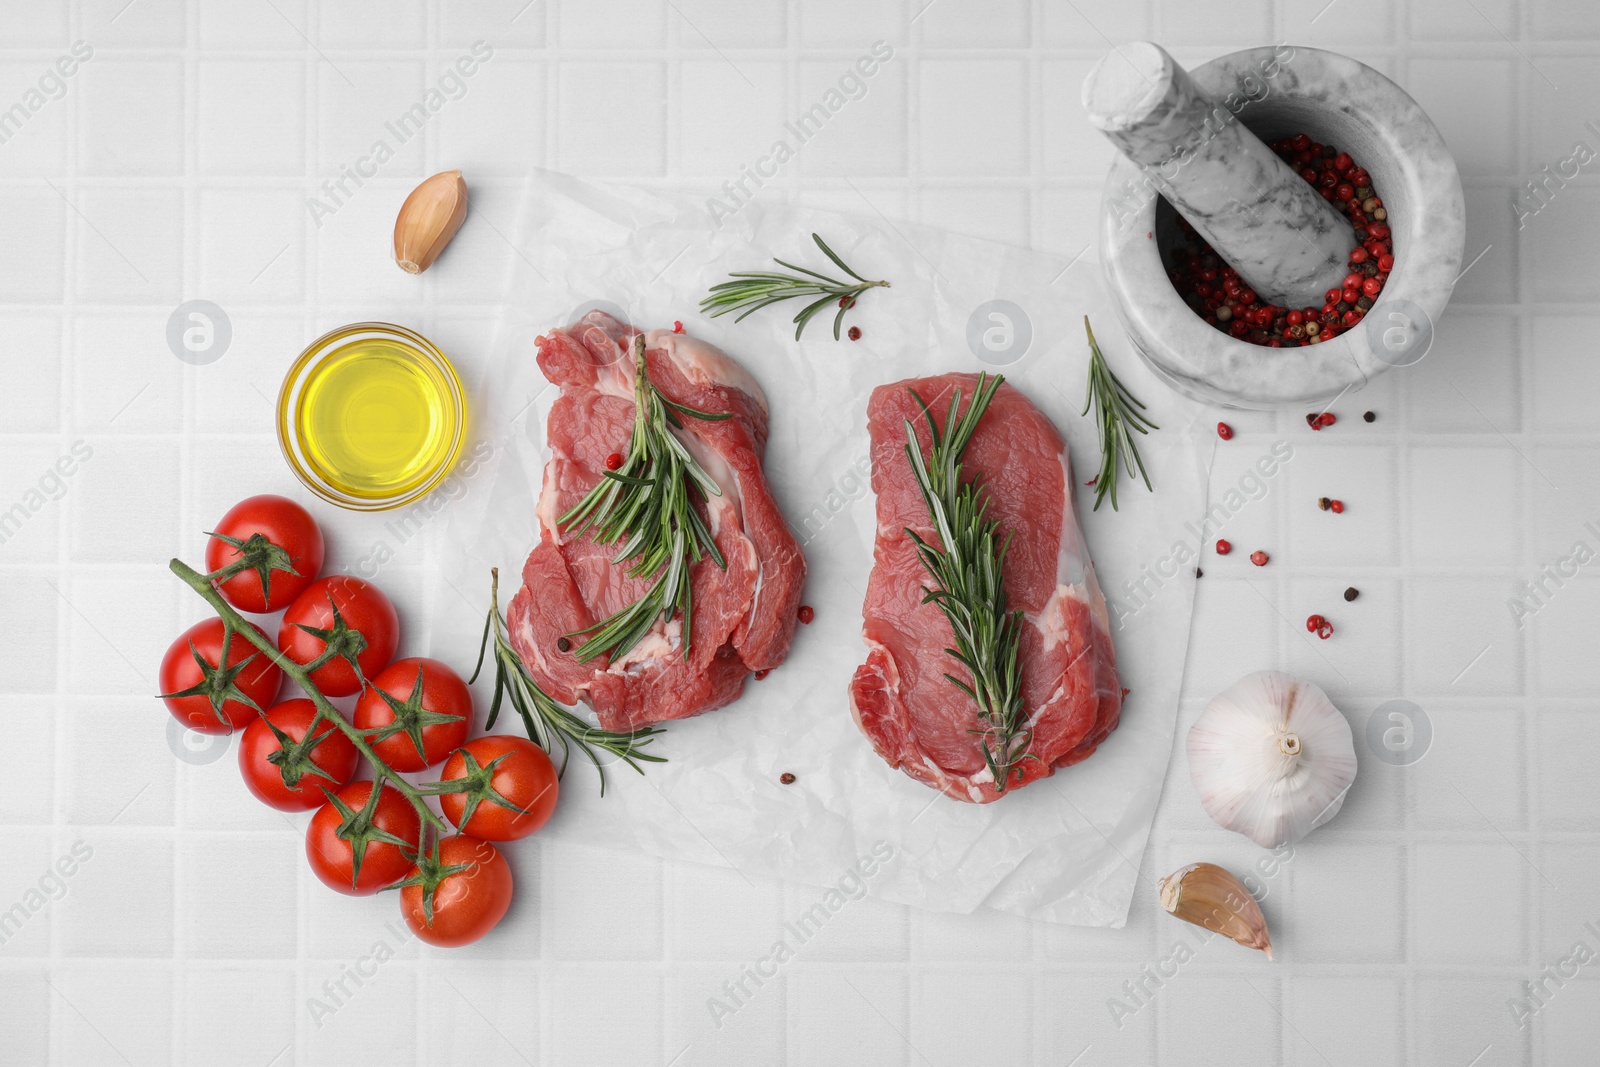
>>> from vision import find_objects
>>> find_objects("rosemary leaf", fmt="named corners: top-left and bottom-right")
top-left (1081, 316), bottom-right (1158, 512)
top-left (700, 233), bottom-right (889, 341)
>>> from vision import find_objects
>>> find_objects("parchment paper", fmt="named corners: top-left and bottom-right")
top-left (427, 169), bottom-right (1212, 925)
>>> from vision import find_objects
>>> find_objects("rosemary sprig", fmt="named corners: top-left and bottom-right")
top-left (558, 333), bottom-right (732, 662)
top-left (903, 373), bottom-right (1033, 794)
top-left (471, 569), bottom-right (666, 796)
top-left (700, 232), bottom-right (889, 340)
top-left (1081, 316), bottom-right (1157, 512)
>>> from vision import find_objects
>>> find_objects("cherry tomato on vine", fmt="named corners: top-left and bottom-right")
top-left (158, 618), bottom-right (283, 735)
top-left (397, 835), bottom-right (514, 947)
top-left (204, 495), bottom-right (325, 614)
top-left (352, 658), bottom-right (473, 772)
top-left (238, 699), bottom-right (361, 812)
top-left (437, 736), bottom-right (559, 841)
top-left (278, 576), bottom-right (399, 697)
top-left (305, 781), bottom-right (421, 896)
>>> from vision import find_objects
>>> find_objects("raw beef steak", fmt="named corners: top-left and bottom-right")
top-left (509, 312), bottom-right (806, 731)
top-left (849, 373), bottom-right (1122, 802)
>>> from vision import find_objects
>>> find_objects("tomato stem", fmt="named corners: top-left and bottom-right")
top-left (169, 557), bottom-right (449, 834)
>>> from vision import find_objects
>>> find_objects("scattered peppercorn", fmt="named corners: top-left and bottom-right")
top-left (847, 326), bottom-right (862, 341)
top-left (755, 669), bottom-right (771, 680)
top-left (605, 452), bottom-right (624, 470)
top-left (779, 772), bottom-right (796, 785)
top-left (1344, 586), bottom-right (1359, 601)
top-left (1306, 613), bottom-right (1326, 633)
top-left (1195, 568), bottom-right (1204, 579)
top-left (1363, 410), bottom-right (1376, 423)
top-left (797, 605), bottom-right (815, 624)
top-left (1217, 421), bottom-right (1234, 440)
top-left (1250, 550), bottom-right (1269, 566)
top-left (556, 637), bottom-right (571, 652)
top-left (1216, 539), bottom-right (1232, 555)
top-left (1318, 497), bottom-right (1331, 511)
top-left (673, 320), bottom-right (685, 334)
top-left (1329, 499), bottom-right (1344, 513)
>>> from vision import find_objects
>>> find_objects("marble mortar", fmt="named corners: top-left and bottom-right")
top-left (1091, 44), bottom-right (1466, 409)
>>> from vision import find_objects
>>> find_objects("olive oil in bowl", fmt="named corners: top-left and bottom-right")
top-left (278, 323), bottom-right (466, 511)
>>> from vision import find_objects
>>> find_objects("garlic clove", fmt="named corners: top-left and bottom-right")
top-left (1187, 670), bottom-right (1358, 848)
top-left (394, 170), bottom-right (468, 275)
top-left (1159, 862), bottom-right (1273, 959)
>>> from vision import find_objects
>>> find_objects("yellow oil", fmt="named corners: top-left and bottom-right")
top-left (294, 337), bottom-right (461, 500)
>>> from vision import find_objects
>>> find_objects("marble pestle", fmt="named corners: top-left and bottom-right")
top-left (1082, 41), bottom-right (1355, 310)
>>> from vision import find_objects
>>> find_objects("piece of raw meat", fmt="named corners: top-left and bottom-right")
top-left (508, 312), bottom-right (806, 732)
top-left (848, 373), bottom-right (1123, 803)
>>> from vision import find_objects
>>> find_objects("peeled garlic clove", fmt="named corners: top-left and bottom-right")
top-left (1187, 670), bottom-right (1357, 848)
top-left (1159, 862), bottom-right (1273, 959)
top-left (394, 170), bottom-right (468, 274)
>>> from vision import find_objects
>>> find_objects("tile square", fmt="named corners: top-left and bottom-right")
top-left (197, 188), bottom-right (306, 304)
top-left (435, 60), bottom-right (547, 178)
top-left (677, 60), bottom-right (786, 178)
top-left (1278, 842), bottom-right (1404, 963)
top-left (63, 697), bottom-right (175, 827)
top-left (1454, 184), bottom-right (1515, 303)
top-left (0, 190), bottom-right (67, 303)
top-left (0, 576), bottom-right (58, 692)
top-left (1282, 443), bottom-right (1399, 567)
top-left (916, 969), bottom-right (1031, 1064)
top-left (72, 186), bottom-right (184, 306)
top-left (1408, 58), bottom-right (1516, 176)
top-left (1163, 975), bottom-right (1281, 1064)
top-left (545, 968), bottom-right (660, 1066)
top-left (1412, 0), bottom-right (1515, 38)
top-left (181, 965), bottom-right (298, 1067)
top-left (912, 903), bottom-right (1035, 962)
top-left (0, 57), bottom-right (72, 177)
top-left (421, 966), bottom-right (541, 1062)
top-left (667, 963), bottom-right (785, 1067)
top-left (318, 0), bottom-right (426, 47)
top-left (0, 829), bottom-right (57, 955)
top-left (183, 834), bottom-right (298, 958)
top-left (1530, 576), bottom-right (1600, 696)
top-left (798, 0), bottom-right (904, 47)
top-left (1041, 972), bottom-right (1154, 1064)
top-left (72, 311), bottom-right (184, 433)
top-left (0, 697), bottom-right (54, 823)
top-left (440, 2), bottom-right (547, 47)
top-left (1526, 186), bottom-right (1600, 303)
top-left (1544, 982), bottom-right (1600, 1065)
top-left (1405, 577), bottom-right (1523, 695)
top-left (1407, 312), bottom-right (1518, 432)
top-left (918, 59), bottom-right (1028, 178)
top-left (668, 864), bottom-right (783, 961)
top-left (0, 316), bottom-right (62, 432)
top-left (197, 60), bottom-right (306, 177)
top-left (58, 833), bottom-right (174, 956)
top-left (1531, 315), bottom-right (1600, 432)
top-left (304, 963), bottom-right (418, 1066)
top-left (1411, 706), bottom-right (1525, 830)
top-left (776, 886), bottom-right (909, 962)
top-left (918, 0), bottom-right (1030, 47)
top-left (1184, 576), bottom-right (1283, 697)
top-left (78, 58), bottom-right (184, 177)
top-left (199, 0), bottom-right (312, 49)
top-left (54, 962), bottom-right (173, 1065)
top-left (1414, 842), bottom-right (1525, 964)
top-left (1159, 0), bottom-right (1272, 45)
top-left (313, 181), bottom-right (423, 304)
top-left (541, 841), bottom-right (662, 960)
top-left (63, 571), bottom-right (178, 697)
top-left (193, 315), bottom-right (306, 435)
top-left (1287, 976), bottom-right (1403, 1067)
top-left (3, 5), bottom-right (71, 46)
top-left (316, 61), bottom-right (428, 185)
top-left (557, 62), bottom-right (667, 176)
top-left (82, 0), bottom-right (187, 46)
top-left (1533, 0), bottom-right (1600, 38)
top-left (67, 438), bottom-right (180, 563)
top-left (0, 440), bottom-right (70, 562)
top-left (1041, 2), bottom-right (1149, 45)
top-left (1408, 446), bottom-right (1520, 565)
top-left (1042, 58), bottom-right (1118, 179)
top-left (1036, 185), bottom-right (1102, 259)
top-left (671, 0), bottom-right (785, 48)
top-left (305, 890), bottom-right (421, 963)
top-left (0, 968), bottom-right (49, 1062)
top-left (1537, 710), bottom-right (1600, 831)
top-left (1290, 0), bottom-right (1393, 43)
top-left (561, 0), bottom-right (667, 47)
top-left (1416, 979), bottom-right (1530, 1065)
top-left (795, 58), bottom-right (907, 178)
top-left (789, 970), bottom-right (908, 1066)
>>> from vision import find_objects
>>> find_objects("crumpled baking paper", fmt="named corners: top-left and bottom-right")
top-left (427, 169), bottom-right (1212, 926)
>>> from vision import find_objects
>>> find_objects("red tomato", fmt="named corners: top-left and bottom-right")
top-left (238, 699), bottom-right (361, 812)
top-left (159, 618), bottom-right (283, 735)
top-left (278, 576), bottom-right (399, 697)
top-left (352, 658), bottom-right (473, 772)
top-left (438, 736), bottom-right (559, 841)
top-left (204, 495), bottom-right (325, 613)
top-left (398, 835), bottom-right (514, 947)
top-left (305, 781), bottom-right (421, 896)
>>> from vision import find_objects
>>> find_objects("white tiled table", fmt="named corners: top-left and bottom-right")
top-left (2, 0), bottom-right (1596, 1064)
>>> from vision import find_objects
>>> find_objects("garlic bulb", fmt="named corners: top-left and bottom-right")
top-left (1187, 670), bottom-right (1357, 848)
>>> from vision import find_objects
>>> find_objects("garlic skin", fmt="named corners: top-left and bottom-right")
top-left (1187, 670), bottom-right (1357, 848)
top-left (394, 170), bottom-right (468, 275)
top-left (1159, 862), bottom-right (1273, 959)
